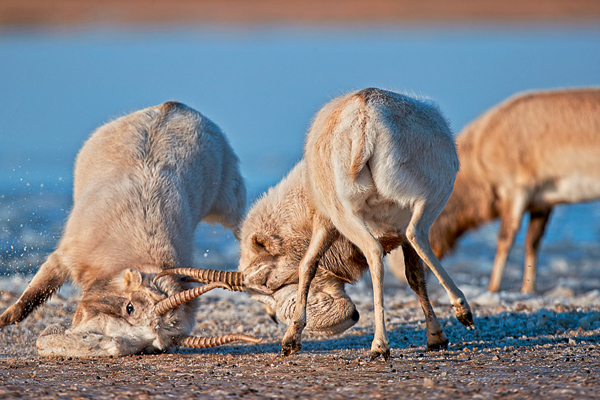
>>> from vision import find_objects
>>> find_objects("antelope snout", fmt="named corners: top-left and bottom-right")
top-left (271, 284), bottom-right (360, 335)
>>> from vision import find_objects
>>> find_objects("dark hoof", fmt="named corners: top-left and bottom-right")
top-left (281, 339), bottom-right (302, 357)
top-left (370, 349), bottom-right (390, 362)
top-left (457, 311), bottom-right (475, 330)
top-left (426, 338), bottom-right (449, 351)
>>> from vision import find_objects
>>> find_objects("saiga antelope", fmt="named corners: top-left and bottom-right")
top-left (388, 88), bottom-right (600, 294)
top-left (238, 88), bottom-right (474, 360)
top-left (0, 101), bottom-right (260, 357)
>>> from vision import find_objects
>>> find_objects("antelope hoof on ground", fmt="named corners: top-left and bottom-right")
top-left (281, 338), bottom-right (302, 357)
top-left (426, 338), bottom-right (449, 351)
top-left (370, 348), bottom-right (391, 362)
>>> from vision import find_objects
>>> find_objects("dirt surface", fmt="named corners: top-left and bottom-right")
top-left (1, 345), bottom-right (599, 399)
top-left (2, 0), bottom-right (600, 27)
top-left (1, 283), bottom-right (599, 399)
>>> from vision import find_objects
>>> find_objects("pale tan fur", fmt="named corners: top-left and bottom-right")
top-left (387, 88), bottom-right (600, 294)
top-left (0, 102), bottom-right (246, 357)
top-left (239, 88), bottom-right (473, 360)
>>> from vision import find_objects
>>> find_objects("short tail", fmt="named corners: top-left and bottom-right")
top-left (349, 90), bottom-right (376, 180)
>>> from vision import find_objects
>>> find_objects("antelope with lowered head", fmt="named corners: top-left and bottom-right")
top-left (237, 88), bottom-right (474, 361)
top-left (0, 101), bottom-right (260, 357)
top-left (388, 88), bottom-right (600, 294)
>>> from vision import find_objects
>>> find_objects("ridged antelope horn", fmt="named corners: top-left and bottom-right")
top-left (154, 282), bottom-right (232, 316)
top-left (176, 334), bottom-right (262, 349)
top-left (154, 268), bottom-right (246, 292)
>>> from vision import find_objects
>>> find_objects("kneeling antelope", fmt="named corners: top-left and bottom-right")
top-left (0, 101), bottom-right (260, 357)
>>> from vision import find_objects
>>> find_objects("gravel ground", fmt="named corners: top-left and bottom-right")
top-left (2, 184), bottom-right (599, 399)
top-left (1, 279), bottom-right (599, 399)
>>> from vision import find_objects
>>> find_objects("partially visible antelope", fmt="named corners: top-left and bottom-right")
top-left (0, 101), bottom-right (260, 357)
top-left (237, 88), bottom-right (474, 361)
top-left (388, 88), bottom-right (600, 294)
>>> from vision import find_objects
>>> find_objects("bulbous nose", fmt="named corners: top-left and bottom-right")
top-left (351, 309), bottom-right (360, 322)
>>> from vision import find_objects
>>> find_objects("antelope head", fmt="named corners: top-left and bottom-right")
top-left (36, 268), bottom-right (261, 357)
top-left (152, 265), bottom-right (359, 338)
top-left (238, 232), bottom-right (360, 336)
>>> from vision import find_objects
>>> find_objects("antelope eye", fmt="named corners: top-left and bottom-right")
top-left (126, 302), bottom-right (135, 315)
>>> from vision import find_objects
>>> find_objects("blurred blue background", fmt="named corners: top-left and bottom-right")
top-left (0, 24), bottom-right (599, 289)
top-left (2, 27), bottom-right (599, 197)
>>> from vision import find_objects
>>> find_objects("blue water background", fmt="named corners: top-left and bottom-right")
top-left (0, 25), bottom-right (599, 279)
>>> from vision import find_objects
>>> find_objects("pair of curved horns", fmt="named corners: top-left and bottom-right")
top-left (153, 268), bottom-right (247, 315)
top-left (154, 268), bottom-right (245, 292)
top-left (153, 268), bottom-right (261, 348)
top-left (154, 281), bottom-right (232, 316)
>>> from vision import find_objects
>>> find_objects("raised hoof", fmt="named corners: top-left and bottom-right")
top-left (426, 338), bottom-right (449, 351)
top-left (281, 339), bottom-right (302, 357)
top-left (457, 311), bottom-right (475, 330)
top-left (370, 349), bottom-right (391, 362)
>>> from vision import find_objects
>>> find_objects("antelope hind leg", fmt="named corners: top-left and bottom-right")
top-left (407, 200), bottom-right (474, 329)
top-left (521, 209), bottom-right (552, 295)
top-left (327, 208), bottom-right (390, 361)
top-left (488, 193), bottom-right (528, 293)
top-left (402, 242), bottom-right (448, 350)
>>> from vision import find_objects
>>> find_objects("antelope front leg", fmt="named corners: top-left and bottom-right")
top-left (281, 217), bottom-right (336, 356)
top-left (0, 253), bottom-right (66, 328)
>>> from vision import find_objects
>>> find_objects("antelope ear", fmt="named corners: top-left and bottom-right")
top-left (114, 269), bottom-right (143, 291)
top-left (233, 229), bottom-right (242, 241)
top-left (251, 232), bottom-right (281, 255)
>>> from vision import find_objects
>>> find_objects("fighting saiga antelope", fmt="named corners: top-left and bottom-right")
top-left (237, 88), bottom-right (474, 360)
top-left (0, 101), bottom-right (260, 357)
top-left (387, 88), bottom-right (600, 294)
